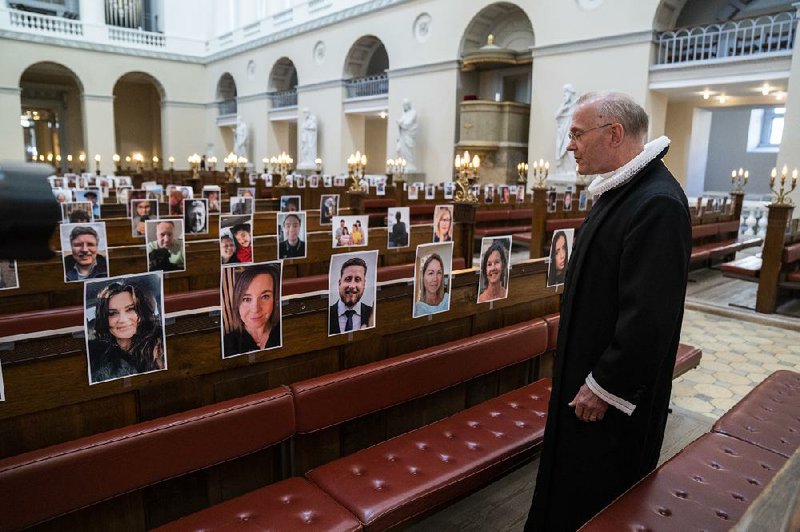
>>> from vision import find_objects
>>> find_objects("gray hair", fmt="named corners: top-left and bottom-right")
top-left (577, 92), bottom-right (648, 141)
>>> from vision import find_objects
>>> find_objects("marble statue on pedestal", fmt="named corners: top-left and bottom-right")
top-left (298, 108), bottom-right (318, 170)
top-left (396, 98), bottom-right (418, 173)
top-left (233, 117), bottom-right (248, 158)
top-left (554, 84), bottom-right (577, 172)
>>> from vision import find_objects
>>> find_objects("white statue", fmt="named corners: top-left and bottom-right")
top-left (555, 84), bottom-right (577, 170)
top-left (233, 117), bottom-right (248, 158)
top-left (396, 98), bottom-right (418, 173)
top-left (298, 108), bottom-right (318, 169)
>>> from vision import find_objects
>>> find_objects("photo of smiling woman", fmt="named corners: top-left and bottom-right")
top-left (221, 261), bottom-right (283, 358)
top-left (477, 236), bottom-right (512, 303)
top-left (413, 242), bottom-right (454, 318)
top-left (84, 272), bottom-right (166, 385)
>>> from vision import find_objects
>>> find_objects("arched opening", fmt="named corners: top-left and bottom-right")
top-left (456, 2), bottom-right (534, 185)
top-left (268, 57), bottom-right (299, 160)
top-left (216, 73), bottom-right (237, 116)
top-left (19, 62), bottom-right (85, 170)
top-left (113, 72), bottom-right (164, 168)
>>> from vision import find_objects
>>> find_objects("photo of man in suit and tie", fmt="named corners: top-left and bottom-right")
top-left (328, 250), bottom-right (378, 337)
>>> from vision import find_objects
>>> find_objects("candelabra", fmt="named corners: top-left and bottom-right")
top-left (112, 154), bottom-right (120, 173)
top-left (152, 155), bottom-right (160, 170)
top-left (133, 152), bottom-right (144, 173)
top-left (208, 156), bottom-right (217, 172)
top-left (237, 156), bottom-right (248, 181)
top-left (275, 152), bottom-right (293, 186)
top-left (453, 150), bottom-right (480, 203)
top-left (168, 156), bottom-right (175, 171)
top-left (67, 154), bottom-right (73, 173)
top-left (769, 165), bottom-right (798, 205)
top-left (262, 158), bottom-right (269, 174)
top-left (55, 154), bottom-right (62, 173)
top-left (125, 156), bottom-right (132, 172)
top-left (79, 152), bottom-right (87, 173)
top-left (315, 158), bottom-right (323, 175)
top-left (347, 151), bottom-right (367, 192)
top-left (188, 153), bottom-right (202, 179)
top-left (386, 157), bottom-right (407, 184)
top-left (94, 154), bottom-right (102, 176)
top-left (516, 162), bottom-right (528, 185)
top-left (530, 159), bottom-right (549, 188)
top-left (223, 152), bottom-right (238, 182)
top-left (730, 168), bottom-right (749, 193)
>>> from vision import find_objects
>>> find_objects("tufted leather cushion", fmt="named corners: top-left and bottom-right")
top-left (711, 370), bottom-right (800, 459)
top-left (291, 320), bottom-right (548, 434)
top-left (0, 386), bottom-right (295, 530)
top-left (155, 477), bottom-right (362, 532)
top-left (307, 379), bottom-right (551, 530)
top-left (673, 343), bottom-right (703, 378)
top-left (720, 255), bottom-right (762, 278)
top-left (580, 432), bottom-right (787, 531)
top-left (545, 218), bottom-right (584, 232)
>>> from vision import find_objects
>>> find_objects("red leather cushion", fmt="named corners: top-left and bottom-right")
top-left (673, 343), bottom-right (702, 378)
top-left (712, 370), bottom-right (800, 458)
top-left (307, 379), bottom-right (551, 529)
top-left (291, 320), bottom-right (548, 434)
top-left (720, 256), bottom-right (762, 278)
top-left (545, 218), bottom-right (584, 232)
top-left (580, 432), bottom-right (786, 531)
top-left (0, 386), bottom-right (295, 530)
top-left (783, 242), bottom-right (800, 264)
top-left (155, 477), bottom-right (362, 532)
top-left (787, 270), bottom-right (800, 282)
top-left (542, 313), bottom-right (560, 351)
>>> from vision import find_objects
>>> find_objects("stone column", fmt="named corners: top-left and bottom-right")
top-left (0, 87), bottom-right (23, 161)
top-left (775, 2), bottom-right (800, 212)
top-left (82, 93), bottom-right (115, 174)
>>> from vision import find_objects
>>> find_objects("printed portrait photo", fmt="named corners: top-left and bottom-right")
top-left (376, 182), bottom-right (386, 196)
top-left (0, 260), bottom-right (20, 291)
top-left (130, 199), bottom-right (158, 237)
top-left (116, 176), bottom-right (133, 188)
top-left (280, 195), bottom-right (301, 212)
top-left (309, 175), bottom-right (319, 188)
top-left (220, 261), bottom-right (283, 358)
top-left (264, 174), bottom-right (273, 187)
top-left (387, 207), bottom-right (410, 249)
top-left (477, 236), bottom-right (512, 304)
top-left (484, 184), bottom-right (494, 204)
top-left (547, 228), bottom-right (575, 288)
top-left (332, 215), bottom-right (369, 248)
top-left (547, 188), bottom-right (558, 213)
top-left (278, 211), bottom-right (307, 260)
top-left (296, 175), bottom-right (306, 188)
top-left (230, 196), bottom-right (254, 215)
top-left (220, 214), bottom-right (254, 265)
top-left (516, 185), bottom-right (526, 203)
top-left (413, 242), bottom-right (454, 319)
top-left (563, 187), bottom-right (573, 211)
top-left (60, 222), bottom-right (110, 283)
top-left (84, 272), bottom-right (167, 385)
top-left (203, 186), bottom-right (222, 213)
top-left (432, 205), bottom-right (454, 243)
top-left (0, 359), bottom-right (4, 401)
top-left (168, 189), bottom-right (185, 216)
top-left (74, 189), bottom-right (101, 218)
top-left (328, 250), bottom-right (379, 337)
top-left (184, 198), bottom-right (209, 234)
top-left (116, 186), bottom-right (132, 206)
top-left (145, 219), bottom-right (186, 273)
top-left (323, 175), bottom-right (333, 187)
top-left (333, 176), bottom-right (346, 187)
top-left (62, 201), bottom-right (94, 223)
top-left (499, 185), bottom-right (511, 205)
top-left (285, 175), bottom-right (294, 188)
top-left (443, 182), bottom-right (455, 200)
top-left (408, 185), bottom-right (418, 200)
top-left (237, 187), bottom-right (256, 199)
top-left (52, 187), bottom-right (72, 203)
top-left (320, 194), bottom-right (339, 225)
top-left (578, 190), bottom-right (588, 211)
top-left (425, 183), bottom-right (435, 200)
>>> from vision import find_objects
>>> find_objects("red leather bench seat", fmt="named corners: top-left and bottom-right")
top-left (544, 218), bottom-right (584, 233)
top-left (787, 270), bottom-right (800, 283)
top-left (673, 343), bottom-right (703, 378)
top-left (156, 477), bottom-right (362, 532)
top-left (782, 241), bottom-right (800, 264)
top-left (720, 255), bottom-right (762, 279)
top-left (0, 386), bottom-right (297, 530)
top-left (711, 370), bottom-right (800, 459)
top-left (579, 432), bottom-right (786, 531)
top-left (306, 380), bottom-right (551, 530)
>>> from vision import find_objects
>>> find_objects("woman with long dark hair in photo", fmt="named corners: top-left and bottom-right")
top-left (88, 279), bottom-right (164, 383)
top-left (223, 263), bottom-right (282, 357)
top-left (547, 230), bottom-right (569, 286)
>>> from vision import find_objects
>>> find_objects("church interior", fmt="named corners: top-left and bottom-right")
top-left (0, 0), bottom-right (799, 529)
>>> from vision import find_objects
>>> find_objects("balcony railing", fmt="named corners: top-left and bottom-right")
top-left (109, 26), bottom-right (165, 47)
top-left (218, 99), bottom-right (237, 116)
top-left (655, 11), bottom-right (797, 66)
top-left (9, 8), bottom-right (82, 36)
top-left (269, 89), bottom-right (298, 108)
top-left (345, 73), bottom-right (388, 99)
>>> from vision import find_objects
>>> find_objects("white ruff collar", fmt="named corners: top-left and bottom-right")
top-left (586, 136), bottom-right (670, 198)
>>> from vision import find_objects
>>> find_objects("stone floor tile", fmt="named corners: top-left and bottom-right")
top-left (715, 372), bottom-right (752, 386)
top-left (695, 383), bottom-right (733, 399)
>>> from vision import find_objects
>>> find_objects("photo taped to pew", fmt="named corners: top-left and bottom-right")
top-left (220, 214), bottom-right (254, 265)
top-left (433, 205), bottom-right (454, 243)
top-left (547, 228), bottom-right (575, 288)
top-left (220, 260), bottom-right (283, 358)
top-left (328, 250), bottom-right (378, 337)
top-left (131, 199), bottom-right (158, 237)
top-left (0, 358), bottom-right (4, 401)
top-left (230, 196), bottom-right (254, 215)
top-left (202, 185), bottom-right (221, 214)
top-left (280, 195), bottom-right (301, 212)
top-left (145, 219), bottom-right (186, 273)
top-left (61, 201), bottom-right (94, 223)
top-left (477, 236), bottom-right (512, 303)
top-left (332, 215), bottom-right (369, 248)
top-left (278, 211), bottom-right (307, 260)
top-left (59, 222), bottom-right (110, 283)
top-left (184, 198), bottom-right (209, 235)
top-left (387, 207), bottom-right (410, 249)
top-left (320, 194), bottom-right (339, 225)
top-left (0, 260), bottom-right (19, 291)
top-left (413, 241), bottom-right (454, 318)
top-left (84, 272), bottom-right (167, 385)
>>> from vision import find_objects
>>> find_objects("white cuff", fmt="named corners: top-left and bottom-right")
top-left (586, 373), bottom-right (636, 416)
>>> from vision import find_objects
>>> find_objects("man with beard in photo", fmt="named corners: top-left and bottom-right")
top-left (328, 257), bottom-right (373, 335)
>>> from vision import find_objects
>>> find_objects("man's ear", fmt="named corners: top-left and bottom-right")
top-left (609, 123), bottom-right (625, 147)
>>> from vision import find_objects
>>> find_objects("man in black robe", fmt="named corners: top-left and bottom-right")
top-left (525, 92), bottom-right (692, 531)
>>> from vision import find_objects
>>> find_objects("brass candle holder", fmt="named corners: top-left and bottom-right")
top-left (769, 165), bottom-right (798, 205)
top-left (730, 167), bottom-right (749, 193)
top-left (168, 156), bottom-right (175, 172)
top-left (94, 154), bottom-right (102, 176)
top-left (67, 154), bottom-right (73, 174)
top-left (276, 152), bottom-right (293, 187)
top-left (208, 156), bottom-right (217, 172)
top-left (454, 150), bottom-right (480, 203)
top-left (386, 157), bottom-right (406, 184)
top-left (315, 158), bottom-right (323, 175)
top-left (223, 152), bottom-right (238, 182)
top-left (530, 159), bottom-right (549, 188)
top-left (79, 152), bottom-right (87, 173)
top-left (347, 151), bottom-right (367, 192)
top-left (237, 156), bottom-right (248, 181)
top-left (516, 162), bottom-right (528, 185)
top-left (188, 153), bottom-right (201, 179)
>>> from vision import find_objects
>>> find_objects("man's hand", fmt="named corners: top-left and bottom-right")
top-left (568, 384), bottom-right (609, 422)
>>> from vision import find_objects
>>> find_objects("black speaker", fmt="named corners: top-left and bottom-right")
top-left (0, 161), bottom-right (61, 260)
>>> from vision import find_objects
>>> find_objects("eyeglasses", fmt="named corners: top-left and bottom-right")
top-left (568, 123), bottom-right (613, 142)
